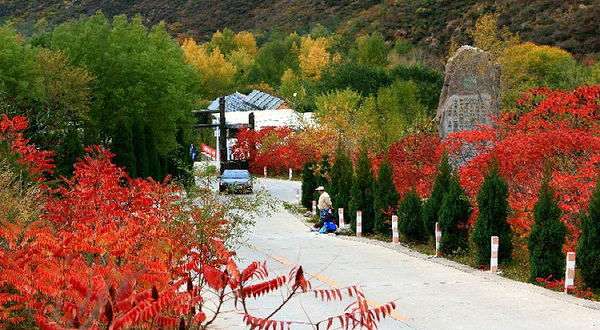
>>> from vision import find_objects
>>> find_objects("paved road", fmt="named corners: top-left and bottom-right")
top-left (212, 178), bottom-right (600, 330)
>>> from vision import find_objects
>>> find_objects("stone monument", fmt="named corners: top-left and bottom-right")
top-left (436, 45), bottom-right (501, 139)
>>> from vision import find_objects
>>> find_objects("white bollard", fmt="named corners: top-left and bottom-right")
top-left (565, 252), bottom-right (576, 293)
top-left (356, 211), bottom-right (362, 238)
top-left (312, 200), bottom-right (316, 216)
top-left (296, 190), bottom-right (300, 205)
top-left (435, 222), bottom-right (441, 257)
top-left (289, 168), bottom-right (293, 180)
top-left (338, 208), bottom-right (345, 228)
top-left (392, 215), bottom-right (399, 244)
top-left (490, 236), bottom-right (499, 273)
top-left (263, 166), bottom-right (267, 178)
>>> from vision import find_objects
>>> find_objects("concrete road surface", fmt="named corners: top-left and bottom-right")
top-left (210, 178), bottom-right (600, 330)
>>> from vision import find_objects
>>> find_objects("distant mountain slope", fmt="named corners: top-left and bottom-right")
top-left (1, 0), bottom-right (598, 58)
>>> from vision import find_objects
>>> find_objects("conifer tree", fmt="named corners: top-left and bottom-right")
top-left (349, 150), bottom-right (374, 234)
top-left (315, 155), bottom-right (331, 203)
top-left (528, 173), bottom-right (566, 282)
top-left (423, 151), bottom-right (452, 238)
top-left (330, 145), bottom-right (353, 221)
top-left (373, 159), bottom-right (399, 236)
top-left (399, 188), bottom-right (426, 242)
top-left (54, 128), bottom-right (83, 178)
top-left (301, 161), bottom-right (317, 210)
top-left (145, 125), bottom-right (161, 181)
top-left (472, 160), bottom-right (513, 266)
top-left (132, 120), bottom-right (149, 179)
top-left (438, 176), bottom-right (472, 255)
top-left (111, 119), bottom-right (137, 177)
top-left (577, 176), bottom-right (600, 290)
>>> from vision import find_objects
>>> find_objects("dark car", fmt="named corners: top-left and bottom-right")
top-left (219, 170), bottom-right (253, 193)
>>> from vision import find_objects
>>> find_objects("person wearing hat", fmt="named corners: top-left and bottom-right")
top-left (311, 186), bottom-right (334, 232)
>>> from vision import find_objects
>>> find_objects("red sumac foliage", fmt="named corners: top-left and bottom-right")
top-left (446, 85), bottom-right (600, 247)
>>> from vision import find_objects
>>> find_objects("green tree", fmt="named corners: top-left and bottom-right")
top-left (438, 176), bottom-right (472, 255)
top-left (577, 176), bottom-right (600, 290)
top-left (111, 119), bottom-right (136, 177)
top-left (301, 161), bottom-right (317, 210)
top-left (528, 173), bottom-right (566, 282)
top-left (54, 128), bottom-right (84, 178)
top-left (423, 151), bottom-right (452, 238)
top-left (349, 150), bottom-right (374, 234)
top-left (399, 188), bottom-right (426, 242)
top-left (373, 159), bottom-right (399, 236)
top-left (354, 32), bottom-right (389, 67)
top-left (145, 125), bottom-right (161, 181)
top-left (131, 119), bottom-right (149, 179)
top-left (318, 62), bottom-right (391, 97)
top-left (51, 13), bottom-right (198, 172)
top-left (472, 161), bottom-right (513, 266)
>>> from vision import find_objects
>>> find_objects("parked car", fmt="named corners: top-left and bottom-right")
top-left (219, 170), bottom-right (253, 193)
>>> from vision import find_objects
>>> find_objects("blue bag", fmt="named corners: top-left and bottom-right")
top-left (326, 221), bottom-right (337, 232)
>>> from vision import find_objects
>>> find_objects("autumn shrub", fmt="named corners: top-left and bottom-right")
top-left (422, 151), bottom-right (451, 238)
top-left (472, 160), bottom-right (513, 266)
top-left (438, 176), bottom-right (472, 255)
top-left (350, 150), bottom-right (374, 234)
top-left (447, 85), bottom-right (600, 248)
top-left (528, 173), bottom-right (567, 282)
top-left (577, 176), bottom-right (600, 290)
top-left (398, 188), bottom-right (426, 242)
top-left (0, 115), bottom-right (398, 329)
top-left (373, 159), bottom-right (399, 236)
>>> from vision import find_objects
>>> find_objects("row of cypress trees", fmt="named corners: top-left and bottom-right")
top-left (301, 149), bottom-right (600, 291)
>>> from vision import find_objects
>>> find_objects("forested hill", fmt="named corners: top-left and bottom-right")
top-left (1, 0), bottom-right (598, 58)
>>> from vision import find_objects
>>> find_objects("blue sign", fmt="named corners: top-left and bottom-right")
top-left (190, 144), bottom-right (197, 161)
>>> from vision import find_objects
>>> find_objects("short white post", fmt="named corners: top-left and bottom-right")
top-left (263, 166), bottom-right (267, 178)
top-left (295, 190), bottom-right (300, 205)
top-left (312, 200), bottom-right (317, 216)
top-left (435, 222), bottom-right (441, 257)
top-left (565, 252), bottom-right (576, 293)
top-left (490, 236), bottom-right (499, 273)
top-left (356, 211), bottom-right (362, 238)
top-left (289, 168), bottom-right (293, 180)
top-left (338, 208), bottom-right (345, 228)
top-left (392, 215), bottom-right (399, 244)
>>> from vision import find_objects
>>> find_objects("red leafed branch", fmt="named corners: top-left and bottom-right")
top-left (241, 276), bottom-right (287, 299)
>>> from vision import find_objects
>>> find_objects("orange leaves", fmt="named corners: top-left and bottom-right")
top-left (291, 266), bottom-right (310, 292)
top-left (202, 265), bottom-right (228, 291)
top-left (241, 261), bottom-right (268, 282)
top-left (243, 314), bottom-right (292, 330)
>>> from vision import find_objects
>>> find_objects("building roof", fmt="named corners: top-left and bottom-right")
top-left (207, 92), bottom-right (249, 112)
top-left (208, 90), bottom-right (285, 113)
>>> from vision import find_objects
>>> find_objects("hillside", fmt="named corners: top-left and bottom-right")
top-left (1, 0), bottom-right (598, 58)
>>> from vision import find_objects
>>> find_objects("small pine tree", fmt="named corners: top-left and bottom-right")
top-left (577, 176), bottom-right (600, 289)
top-left (315, 155), bottom-right (332, 203)
top-left (438, 176), bottom-right (472, 255)
top-left (423, 151), bottom-right (452, 238)
top-left (472, 160), bottom-right (513, 266)
top-left (301, 161), bottom-right (317, 210)
top-left (331, 145), bottom-right (353, 221)
top-left (528, 173), bottom-right (566, 282)
top-left (399, 188), bottom-right (426, 242)
top-left (349, 150), bottom-right (374, 234)
top-left (373, 159), bottom-right (399, 236)
top-left (111, 119), bottom-right (137, 177)
top-left (132, 120), bottom-right (149, 179)
top-left (145, 125), bottom-right (161, 181)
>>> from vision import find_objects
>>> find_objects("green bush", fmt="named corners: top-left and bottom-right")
top-left (423, 151), bottom-right (451, 238)
top-left (472, 161), bottom-right (513, 266)
top-left (373, 159), bottom-right (399, 236)
top-left (577, 176), bottom-right (600, 290)
top-left (399, 189), bottom-right (426, 242)
top-left (438, 176), bottom-right (472, 255)
top-left (528, 173), bottom-right (566, 282)
top-left (349, 150), bottom-right (374, 234)
top-left (301, 161), bottom-right (317, 210)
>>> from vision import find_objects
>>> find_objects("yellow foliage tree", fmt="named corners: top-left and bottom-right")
top-left (299, 36), bottom-right (330, 81)
top-left (279, 68), bottom-right (306, 109)
top-left (234, 31), bottom-right (258, 55)
top-left (182, 38), bottom-right (236, 98)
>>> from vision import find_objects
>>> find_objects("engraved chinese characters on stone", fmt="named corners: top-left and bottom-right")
top-left (443, 94), bottom-right (492, 135)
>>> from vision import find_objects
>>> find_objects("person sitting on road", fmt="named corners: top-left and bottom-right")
top-left (311, 186), bottom-right (336, 232)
